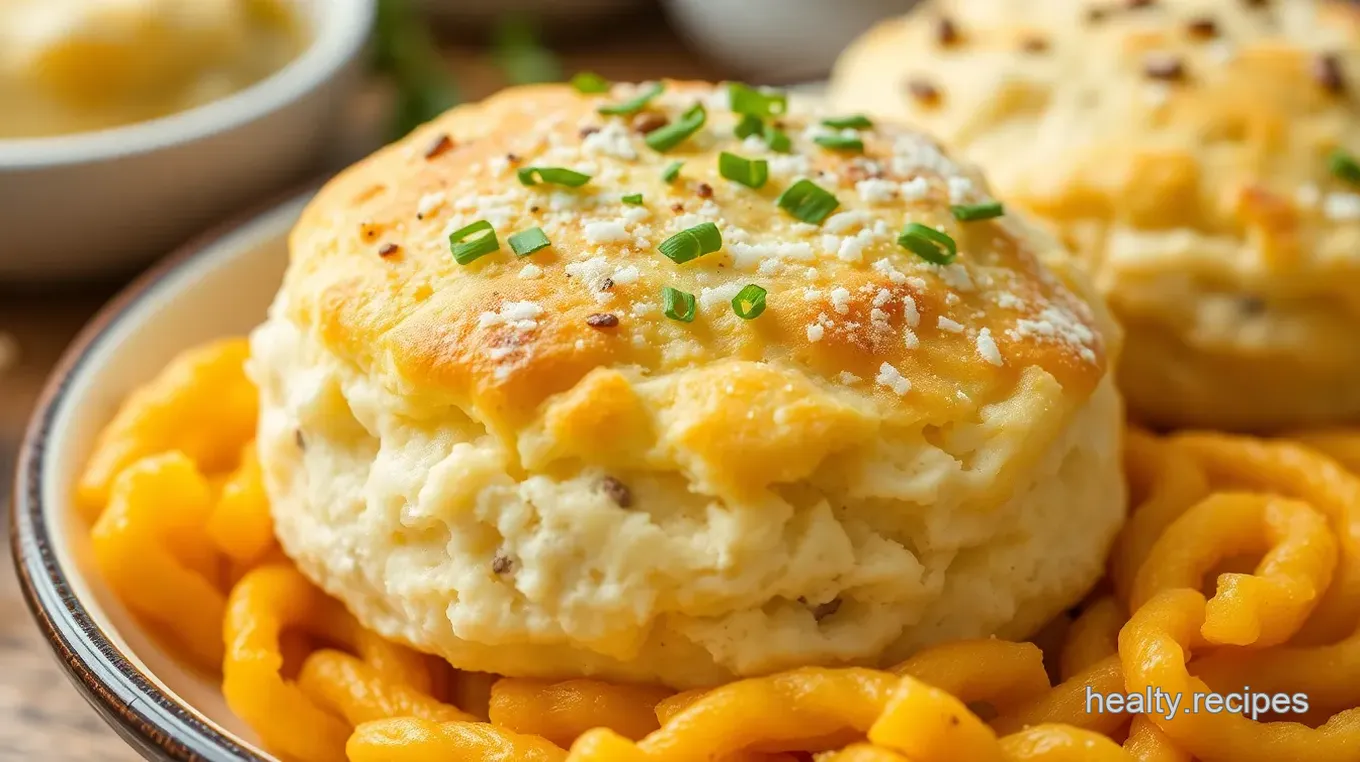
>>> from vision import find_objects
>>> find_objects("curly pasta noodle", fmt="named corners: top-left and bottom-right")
top-left (76, 342), bottom-right (1360, 762)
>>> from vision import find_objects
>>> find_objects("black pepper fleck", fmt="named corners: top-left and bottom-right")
top-left (1021, 36), bottom-right (1049, 53)
top-left (632, 112), bottom-right (669, 134)
top-left (599, 476), bottom-right (633, 508)
top-left (949, 715), bottom-right (961, 726)
top-left (506, 153), bottom-right (522, 165)
top-left (491, 555), bottom-right (513, 575)
top-left (906, 78), bottom-right (942, 106)
top-left (1127, 0), bottom-right (1155, 8)
top-left (599, 277), bottom-right (615, 291)
top-left (579, 126), bottom-right (601, 138)
top-left (696, 183), bottom-right (714, 199)
top-left (801, 597), bottom-right (842, 621)
top-left (1239, 296), bottom-right (1267, 316)
top-left (671, 203), bottom-right (685, 213)
top-left (1086, 5), bottom-right (1110, 23)
top-left (423, 134), bottom-right (454, 160)
top-left (1314, 54), bottom-right (1346, 94)
top-left (586, 313), bottom-right (619, 328)
top-left (1186, 16), bottom-right (1219, 39)
top-left (1241, 0), bottom-right (1268, 8)
top-left (295, 429), bottom-right (306, 450)
top-left (1143, 53), bottom-right (1186, 81)
top-left (378, 242), bottom-right (400, 258)
top-left (530, 205), bottom-right (541, 213)
top-left (936, 16), bottom-right (960, 46)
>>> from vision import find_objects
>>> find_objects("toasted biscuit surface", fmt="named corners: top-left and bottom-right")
top-left (254, 81), bottom-right (1125, 686)
top-left (831, 0), bottom-right (1360, 430)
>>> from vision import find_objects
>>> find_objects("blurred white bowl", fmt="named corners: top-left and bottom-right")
top-left (0, 0), bottom-right (374, 282)
top-left (663, 0), bottom-right (919, 83)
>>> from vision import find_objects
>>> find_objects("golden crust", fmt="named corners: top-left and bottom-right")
top-left (830, 0), bottom-right (1360, 429)
top-left (284, 81), bottom-right (1110, 441)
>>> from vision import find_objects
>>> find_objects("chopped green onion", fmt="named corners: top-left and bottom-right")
top-left (718, 152), bottom-right (769, 189)
top-left (517, 166), bottom-right (592, 187)
top-left (662, 161), bottom-right (684, 182)
top-left (728, 82), bottom-right (788, 119)
top-left (898, 223), bottom-right (958, 265)
top-left (507, 226), bottom-right (550, 257)
top-left (735, 114), bottom-right (764, 139)
top-left (598, 82), bottom-right (664, 115)
top-left (622, 193), bottom-right (644, 205)
top-left (821, 115), bottom-right (873, 129)
top-left (645, 103), bottom-right (707, 152)
top-left (951, 202), bottom-right (1006, 222)
top-left (813, 135), bottom-right (864, 152)
top-left (1330, 150), bottom-right (1360, 186)
top-left (571, 71), bottom-right (610, 93)
top-left (731, 284), bottom-right (768, 320)
top-left (657, 222), bottom-right (723, 264)
top-left (662, 286), bottom-right (697, 322)
top-left (763, 123), bottom-right (792, 153)
top-left (448, 220), bottom-right (500, 264)
top-left (776, 179), bottom-right (840, 224)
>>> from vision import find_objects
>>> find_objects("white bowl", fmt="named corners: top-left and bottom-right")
top-left (12, 194), bottom-right (305, 758)
top-left (0, 0), bottom-right (373, 282)
top-left (662, 0), bottom-right (920, 83)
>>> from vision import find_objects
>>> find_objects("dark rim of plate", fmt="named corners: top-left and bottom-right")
top-left (10, 186), bottom-right (321, 762)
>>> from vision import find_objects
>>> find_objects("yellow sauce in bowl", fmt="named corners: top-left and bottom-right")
top-left (0, 0), bottom-right (304, 139)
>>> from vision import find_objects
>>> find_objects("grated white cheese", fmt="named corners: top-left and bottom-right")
top-left (903, 328), bottom-right (920, 349)
top-left (837, 371), bottom-right (862, 385)
top-left (622, 206), bottom-right (651, 224)
top-left (564, 256), bottom-right (614, 291)
top-left (611, 265), bottom-right (641, 285)
top-left (830, 287), bottom-right (852, 315)
top-left (1010, 306), bottom-right (1098, 363)
top-left (699, 282), bottom-right (744, 309)
top-left (937, 316), bottom-right (964, 333)
top-left (857, 179), bottom-right (899, 203)
top-left (947, 176), bottom-right (974, 204)
top-left (1296, 184), bottom-right (1321, 209)
top-left (824, 211), bottom-right (871, 234)
top-left (995, 292), bottom-right (1025, 310)
top-left (581, 121), bottom-right (638, 160)
top-left (900, 176), bottom-right (931, 201)
top-left (806, 324), bottom-right (825, 342)
top-left (478, 301), bottom-right (543, 331)
top-left (518, 263), bottom-right (543, 279)
top-left (875, 363), bottom-right (912, 396)
top-left (937, 264), bottom-right (975, 292)
top-left (872, 288), bottom-right (892, 308)
top-left (976, 327), bottom-right (1003, 366)
top-left (584, 219), bottom-right (632, 244)
top-left (872, 258), bottom-right (909, 284)
top-left (416, 191), bottom-right (446, 219)
top-left (902, 295), bottom-right (921, 327)
top-left (730, 241), bottom-right (815, 271)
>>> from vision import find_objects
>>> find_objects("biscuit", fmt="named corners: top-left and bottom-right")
top-left (250, 81), bottom-right (1125, 687)
top-left (831, 0), bottom-right (1360, 430)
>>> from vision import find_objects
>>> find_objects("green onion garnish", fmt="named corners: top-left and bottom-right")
top-left (814, 135), bottom-right (864, 152)
top-left (662, 286), bottom-right (697, 322)
top-left (517, 166), bottom-right (592, 187)
top-left (448, 220), bottom-right (499, 264)
top-left (1330, 150), bottom-right (1360, 186)
top-left (735, 114), bottom-right (764, 139)
top-left (718, 152), bottom-right (769, 189)
top-left (951, 202), bottom-right (1005, 222)
top-left (662, 161), bottom-right (684, 182)
top-left (571, 71), bottom-right (610, 93)
top-left (728, 82), bottom-right (788, 119)
top-left (508, 226), bottom-right (550, 257)
top-left (898, 223), bottom-right (958, 265)
top-left (658, 222), bottom-right (723, 264)
top-left (821, 115), bottom-right (873, 129)
top-left (776, 179), bottom-right (840, 224)
top-left (731, 284), bottom-right (768, 320)
top-left (645, 103), bottom-right (707, 152)
top-left (763, 123), bottom-right (792, 153)
top-left (622, 193), bottom-right (644, 205)
top-left (598, 82), bottom-right (664, 115)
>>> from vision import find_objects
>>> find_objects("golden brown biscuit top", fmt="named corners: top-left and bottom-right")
top-left (283, 81), bottom-right (1108, 435)
top-left (832, 0), bottom-right (1360, 288)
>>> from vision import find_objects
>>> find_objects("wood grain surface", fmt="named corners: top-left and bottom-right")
top-left (0, 13), bottom-right (718, 759)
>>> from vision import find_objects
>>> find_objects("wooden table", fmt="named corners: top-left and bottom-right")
top-left (0, 14), bottom-right (720, 759)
